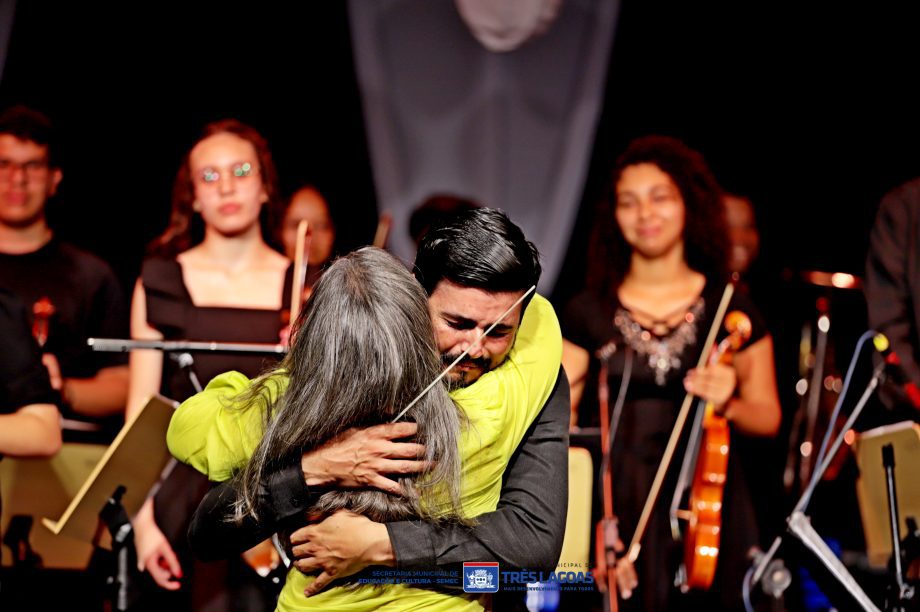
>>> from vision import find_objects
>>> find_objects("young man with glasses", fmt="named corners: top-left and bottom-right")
top-left (0, 106), bottom-right (129, 421)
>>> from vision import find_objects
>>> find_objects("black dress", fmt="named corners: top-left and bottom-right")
top-left (139, 257), bottom-right (292, 612)
top-left (564, 282), bottom-right (767, 611)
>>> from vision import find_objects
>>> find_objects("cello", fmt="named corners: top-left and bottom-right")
top-left (670, 310), bottom-right (752, 590)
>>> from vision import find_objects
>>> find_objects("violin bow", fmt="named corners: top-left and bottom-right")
top-left (597, 347), bottom-right (621, 611)
top-left (289, 220), bottom-right (310, 327)
top-left (373, 212), bottom-right (393, 249)
top-left (625, 282), bottom-right (734, 564)
top-left (391, 285), bottom-right (536, 423)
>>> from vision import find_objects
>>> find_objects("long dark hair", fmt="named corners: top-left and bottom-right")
top-left (233, 247), bottom-right (464, 524)
top-left (147, 119), bottom-right (284, 258)
top-left (586, 135), bottom-right (729, 301)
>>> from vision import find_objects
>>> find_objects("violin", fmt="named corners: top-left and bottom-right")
top-left (623, 284), bottom-right (734, 575)
top-left (676, 310), bottom-right (752, 591)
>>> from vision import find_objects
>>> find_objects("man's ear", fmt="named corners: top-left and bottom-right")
top-left (47, 168), bottom-right (63, 197)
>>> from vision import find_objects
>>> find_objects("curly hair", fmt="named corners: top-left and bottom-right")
top-left (586, 135), bottom-right (729, 301)
top-left (147, 119), bottom-right (284, 257)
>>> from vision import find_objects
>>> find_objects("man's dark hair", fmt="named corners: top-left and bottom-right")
top-left (0, 105), bottom-right (57, 167)
top-left (414, 207), bottom-right (541, 303)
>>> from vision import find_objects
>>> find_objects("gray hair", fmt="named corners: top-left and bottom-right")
top-left (233, 247), bottom-right (464, 524)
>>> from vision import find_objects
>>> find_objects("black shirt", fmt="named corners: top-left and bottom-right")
top-left (0, 238), bottom-right (128, 379)
top-left (0, 287), bottom-right (58, 419)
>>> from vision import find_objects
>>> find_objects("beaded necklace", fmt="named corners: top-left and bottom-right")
top-left (614, 297), bottom-right (705, 386)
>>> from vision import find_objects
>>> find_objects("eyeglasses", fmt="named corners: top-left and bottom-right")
top-left (0, 158), bottom-right (50, 182)
top-left (194, 162), bottom-right (258, 187)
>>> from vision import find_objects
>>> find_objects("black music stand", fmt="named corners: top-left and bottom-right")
top-left (854, 422), bottom-right (920, 611)
top-left (881, 444), bottom-right (916, 610)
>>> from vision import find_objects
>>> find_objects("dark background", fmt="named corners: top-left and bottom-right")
top-left (0, 3), bottom-right (377, 289)
top-left (1, 0), bottom-right (919, 387)
top-left (3, 1), bottom-right (917, 401)
top-left (2, 2), bottom-right (915, 601)
top-left (558, 2), bottom-right (920, 302)
top-left (3, 2), bottom-right (919, 298)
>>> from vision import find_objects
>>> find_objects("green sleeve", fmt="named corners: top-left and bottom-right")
top-left (166, 370), bottom-right (281, 482)
top-left (451, 293), bottom-right (562, 444)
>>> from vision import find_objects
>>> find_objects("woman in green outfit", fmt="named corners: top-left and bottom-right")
top-left (168, 246), bottom-right (562, 610)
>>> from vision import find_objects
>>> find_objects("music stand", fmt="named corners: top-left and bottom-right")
top-left (854, 421), bottom-right (920, 568)
top-left (751, 356), bottom-right (887, 611)
top-left (854, 421), bottom-right (920, 609)
top-left (41, 395), bottom-right (177, 609)
top-left (42, 394), bottom-right (176, 544)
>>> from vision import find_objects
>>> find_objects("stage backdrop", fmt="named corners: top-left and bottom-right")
top-left (348, 0), bottom-right (619, 292)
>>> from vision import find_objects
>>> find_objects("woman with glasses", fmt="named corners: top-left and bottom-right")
top-left (127, 119), bottom-right (290, 611)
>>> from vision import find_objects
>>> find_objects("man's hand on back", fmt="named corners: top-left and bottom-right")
top-left (290, 510), bottom-right (394, 596)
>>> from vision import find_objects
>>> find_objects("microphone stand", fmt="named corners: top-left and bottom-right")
top-left (882, 443), bottom-right (916, 610)
top-left (90, 337), bottom-right (287, 393)
top-left (595, 343), bottom-right (628, 612)
top-left (750, 359), bottom-right (887, 612)
top-left (97, 485), bottom-right (137, 611)
top-left (88, 338), bottom-right (287, 355)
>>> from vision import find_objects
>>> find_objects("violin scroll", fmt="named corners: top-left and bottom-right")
top-left (722, 311), bottom-right (752, 354)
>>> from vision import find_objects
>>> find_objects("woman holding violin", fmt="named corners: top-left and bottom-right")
top-left (562, 135), bottom-right (781, 610)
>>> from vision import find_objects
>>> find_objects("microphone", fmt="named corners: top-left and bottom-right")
top-left (872, 333), bottom-right (920, 409)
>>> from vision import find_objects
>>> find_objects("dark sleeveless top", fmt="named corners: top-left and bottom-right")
top-left (142, 257), bottom-right (293, 402)
top-left (564, 282), bottom-right (768, 611)
top-left (138, 256), bottom-right (292, 612)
